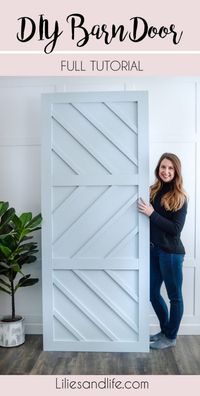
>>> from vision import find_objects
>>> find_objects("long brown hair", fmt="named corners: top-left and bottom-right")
top-left (150, 153), bottom-right (187, 211)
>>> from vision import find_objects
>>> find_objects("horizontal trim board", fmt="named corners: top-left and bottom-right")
top-left (151, 324), bottom-right (200, 335)
top-left (0, 137), bottom-right (40, 146)
top-left (52, 258), bottom-right (139, 269)
top-left (43, 91), bottom-right (147, 105)
top-left (43, 340), bottom-right (149, 352)
top-left (53, 175), bottom-right (139, 186)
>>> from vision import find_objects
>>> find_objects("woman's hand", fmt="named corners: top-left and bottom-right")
top-left (138, 198), bottom-right (154, 217)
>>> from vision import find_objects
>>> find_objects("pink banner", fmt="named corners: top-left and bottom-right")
top-left (0, 0), bottom-right (200, 63)
top-left (1, 375), bottom-right (200, 396)
top-left (0, 54), bottom-right (199, 75)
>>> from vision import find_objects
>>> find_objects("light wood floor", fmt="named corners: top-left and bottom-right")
top-left (0, 335), bottom-right (200, 375)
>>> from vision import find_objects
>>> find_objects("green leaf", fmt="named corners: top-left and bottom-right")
top-left (0, 224), bottom-right (13, 236)
top-left (0, 205), bottom-right (41, 295)
top-left (17, 274), bottom-right (30, 284)
top-left (0, 202), bottom-right (9, 217)
top-left (0, 202), bottom-right (5, 214)
top-left (20, 236), bottom-right (33, 242)
top-left (17, 277), bottom-right (39, 288)
top-left (0, 277), bottom-right (11, 289)
top-left (2, 235), bottom-right (17, 251)
top-left (26, 214), bottom-right (42, 229)
top-left (0, 208), bottom-right (15, 229)
top-left (19, 229), bottom-right (30, 240)
top-left (10, 263), bottom-right (23, 274)
top-left (19, 212), bottom-right (32, 227)
top-left (16, 242), bottom-right (37, 253)
top-left (0, 233), bottom-right (12, 240)
top-left (0, 285), bottom-right (11, 295)
top-left (0, 245), bottom-right (12, 258)
top-left (28, 227), bottom-right (41, 232)
top-left (11, 214), bottom-right (22, 230)
top-left (17, 255), bottom-right (37, 266)
top-left (23, 256), bottom-right (37, 264)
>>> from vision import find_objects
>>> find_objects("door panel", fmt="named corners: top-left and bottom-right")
top-left (42, 91), bottom-right (149, 351)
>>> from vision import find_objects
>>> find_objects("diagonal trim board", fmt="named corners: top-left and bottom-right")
top-left (52, 186), bottom-right (77, 214)
top-left (52, 144), bottom-right (83, 175)
top-left (104, 226), bottom-right (139, 258)
top-left (71, 192), bottom-right (138, 258)
top-left (53, 310), bottom-right (86, 341)
top-left (53, 187), bottom-right (137, 250)
top-left (53, 277), bottom-right (119, 341)
top-left (53, 186), bottom-right (108, 244)
top-left (105, 270), bottom-right (139, 303)
top-left (73, 270), bottom-right (139, 334)
top-left (104, 102), bottom-right (138, 134)
top-left (70, 103), bottom-right (138, 167)
top-left (52, 113), bottom-right (117, 174)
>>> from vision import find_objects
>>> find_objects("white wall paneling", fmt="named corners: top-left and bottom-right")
top-left (125, 77), bottom-right (200, 334)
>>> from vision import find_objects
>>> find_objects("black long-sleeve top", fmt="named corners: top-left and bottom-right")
top-left (150, 182), bottom-right (187, 254)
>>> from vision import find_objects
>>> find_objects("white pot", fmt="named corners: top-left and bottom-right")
top-left (0, 316), bottom-right (25, 347)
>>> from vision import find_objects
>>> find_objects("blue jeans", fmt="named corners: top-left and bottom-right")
top-left (150, 244), bottom-right (184, 340)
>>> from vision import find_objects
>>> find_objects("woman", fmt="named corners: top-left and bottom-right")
top-left (138, 153), bottom-right (187, 349)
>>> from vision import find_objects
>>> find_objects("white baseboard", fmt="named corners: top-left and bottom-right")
top-left (24, 315), bottom-right (43, 334)
top-left (25, 323), bottom-right (43, 334)
top-left (150, 324), bottom-right (200, 335)
top-left (26, 324), bottom-right (200, 336)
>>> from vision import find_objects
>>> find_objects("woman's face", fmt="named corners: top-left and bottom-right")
top-left (159, 158), bottom-right (175, 183)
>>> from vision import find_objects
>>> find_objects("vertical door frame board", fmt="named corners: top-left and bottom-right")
top-left (137, 91), bottom-right (149, 349)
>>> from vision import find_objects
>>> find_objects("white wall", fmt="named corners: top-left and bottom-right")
top-left (0, 76), bottom-right (199, 334)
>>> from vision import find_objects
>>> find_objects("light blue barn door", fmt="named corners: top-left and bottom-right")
top-left (42, 91), bottom-right (149, 351)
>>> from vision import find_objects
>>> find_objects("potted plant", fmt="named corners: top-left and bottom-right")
top-left (0, 201), bottom-right (42, 347)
